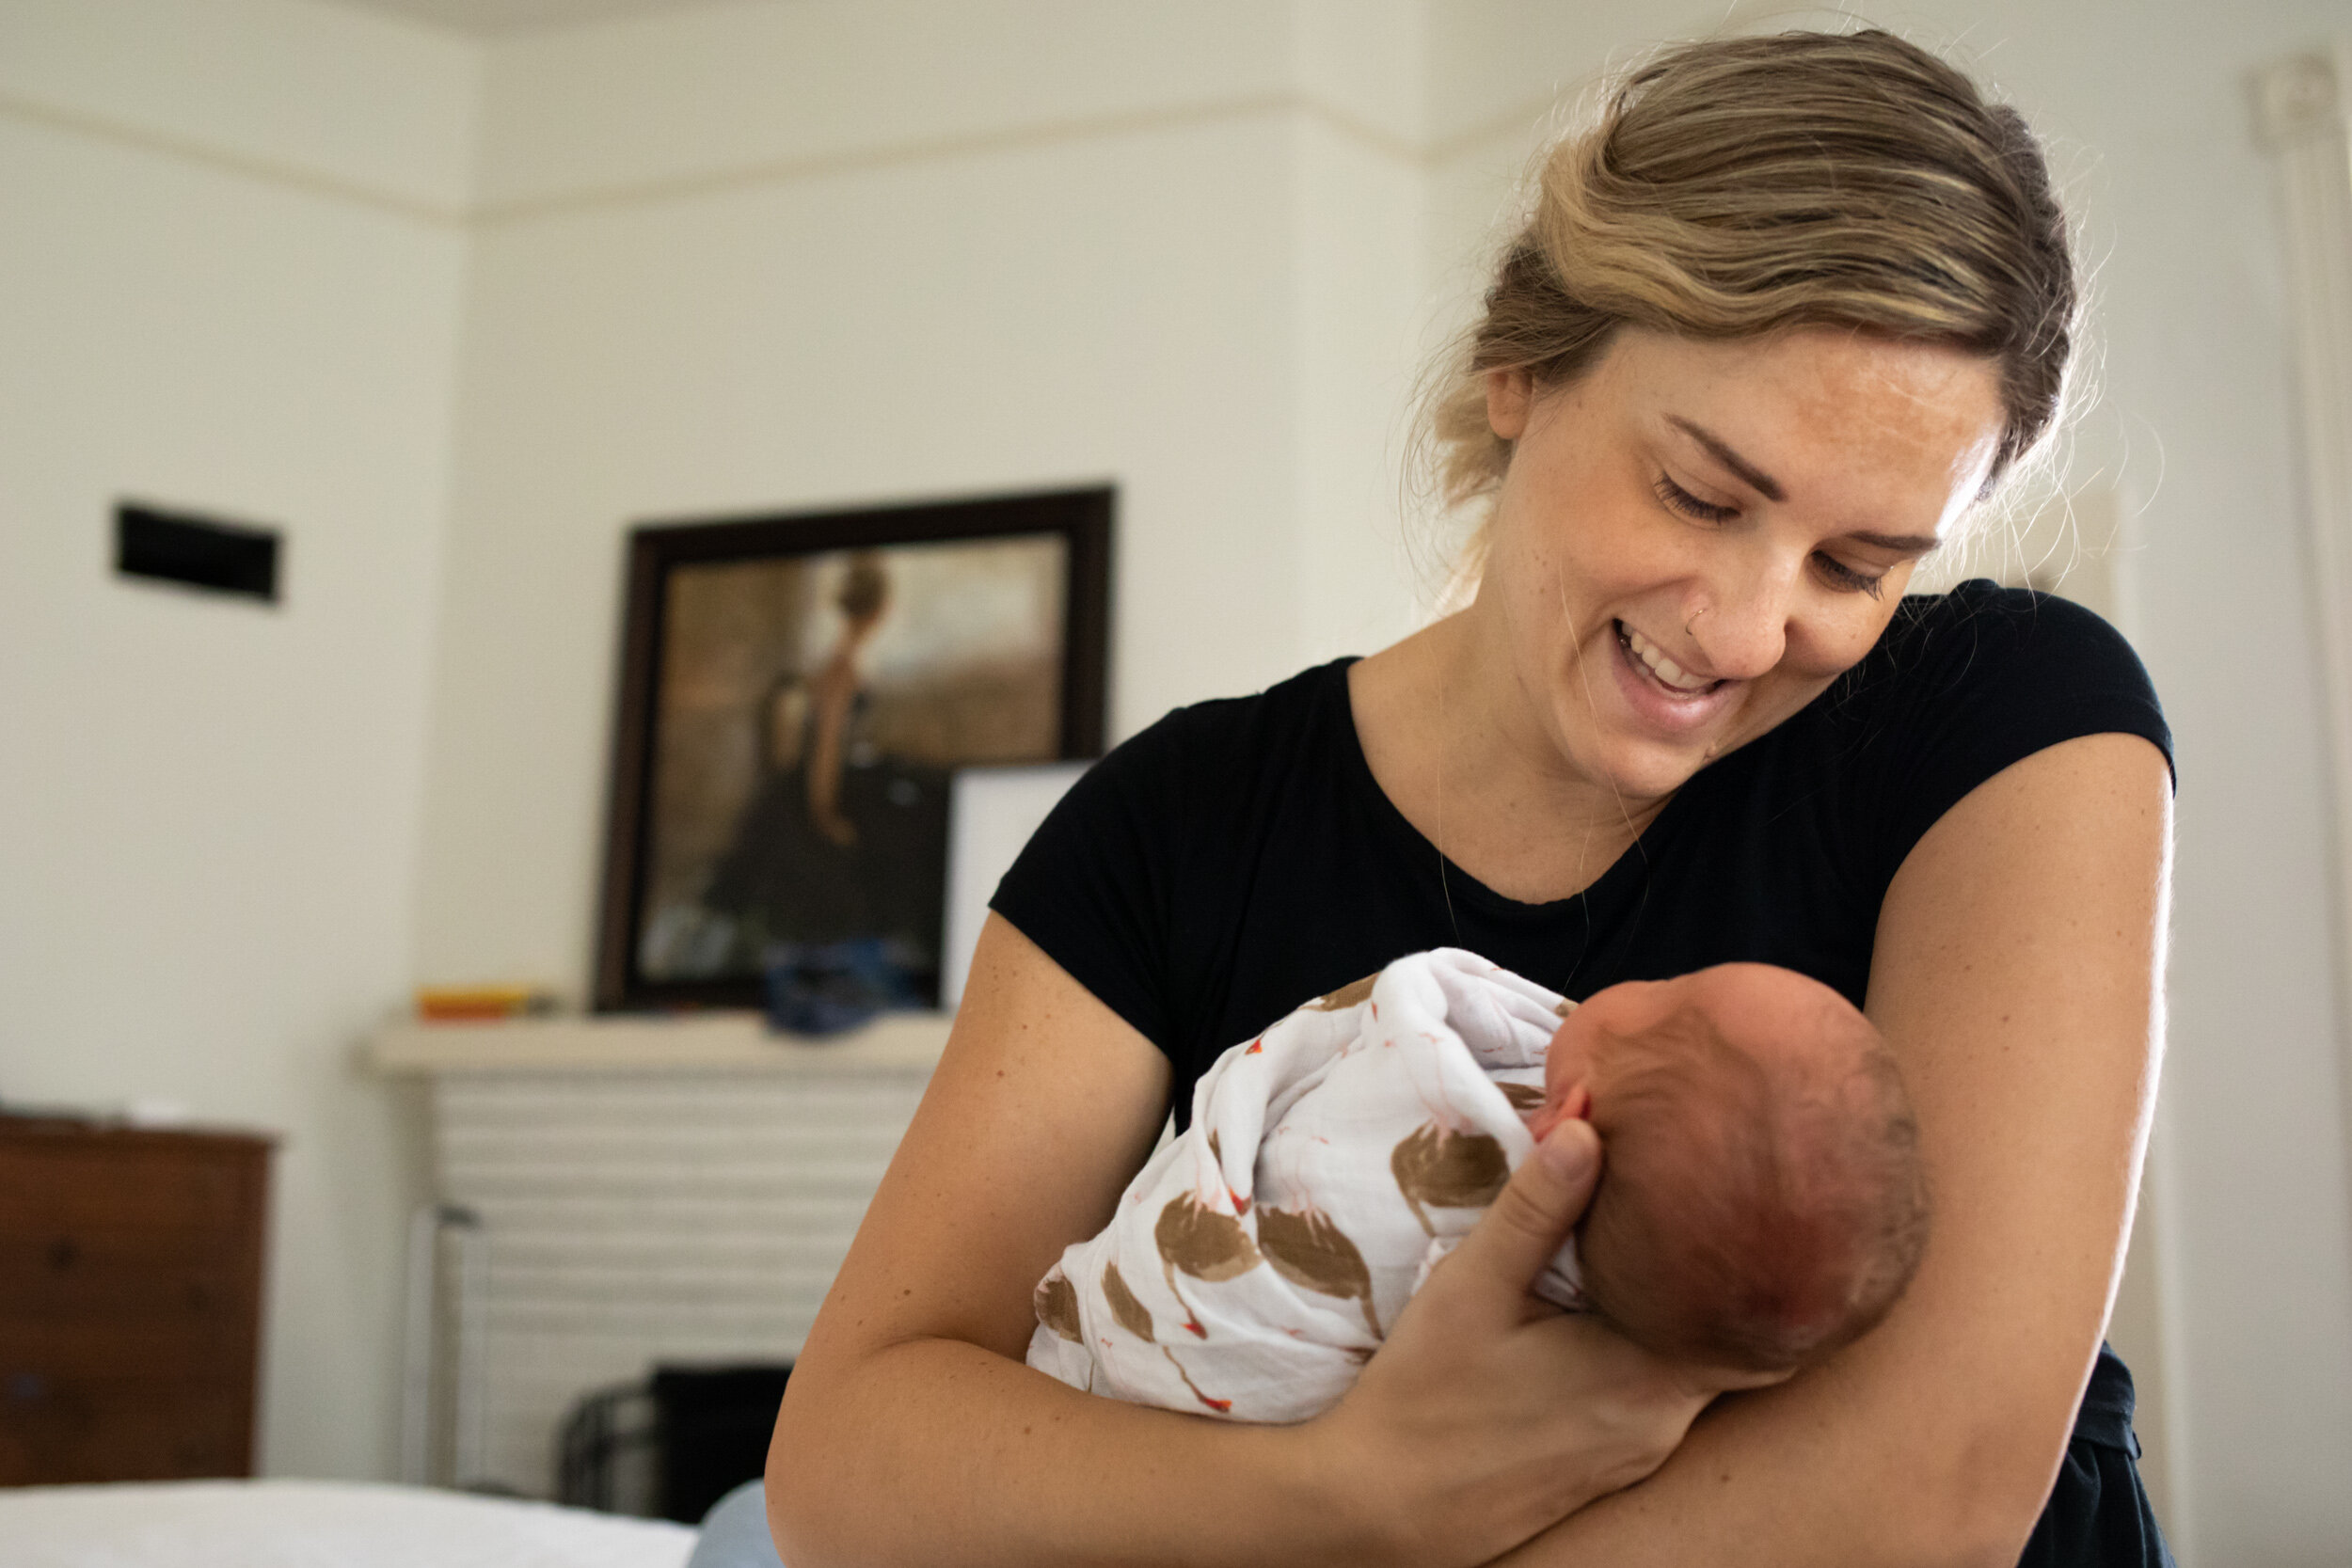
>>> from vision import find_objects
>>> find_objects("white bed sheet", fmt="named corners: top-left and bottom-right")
top-left (0, 1479), bottom-right (698, 1568)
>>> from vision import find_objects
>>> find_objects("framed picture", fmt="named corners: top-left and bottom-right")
top-left (594, 486), bottom-right (1112, 1013)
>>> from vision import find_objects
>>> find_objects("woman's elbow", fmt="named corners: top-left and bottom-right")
top-left (1887, 1425), bottom-right (2070, 1568)
top-left (765, 1366), bottom-right (862, 1568)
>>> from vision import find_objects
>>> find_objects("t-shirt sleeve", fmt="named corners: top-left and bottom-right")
top-left (1860, 583), bottom-right (2174, 891)
top-left (987, 708), bottom-right (1198, 1056)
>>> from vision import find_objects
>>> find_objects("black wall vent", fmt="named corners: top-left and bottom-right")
top-left (116, 503), bottom-right (280, 603)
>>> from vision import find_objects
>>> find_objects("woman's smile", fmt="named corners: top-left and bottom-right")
top-left (1608, 619), bottom-right (1738, 736)
top-left (1474, 325), bottom-right (2008, 810)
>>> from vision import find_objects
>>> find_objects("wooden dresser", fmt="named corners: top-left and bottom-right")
top-left (0, 1117), bottom-right (275, 1484)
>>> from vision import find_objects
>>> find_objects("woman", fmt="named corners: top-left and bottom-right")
top-left (761, 30), bottom-right (2173, 1567)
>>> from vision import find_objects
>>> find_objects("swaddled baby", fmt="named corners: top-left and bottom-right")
top-left (1026, 949), bottom-right (1928, 1421)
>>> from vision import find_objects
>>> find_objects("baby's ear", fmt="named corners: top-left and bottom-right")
top-left (1525, 1082), bottom-right (1591, 1143)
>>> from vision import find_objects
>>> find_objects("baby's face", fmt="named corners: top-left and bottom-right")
top-left (1535, 964), bottom-right (1862, 1136)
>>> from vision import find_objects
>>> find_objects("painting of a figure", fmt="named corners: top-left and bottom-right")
top-left (596, 489), bottom-right (1110, 1013)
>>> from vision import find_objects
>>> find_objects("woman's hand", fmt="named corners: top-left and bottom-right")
top-left (1306, 1120), bottom-right (1721, 1567)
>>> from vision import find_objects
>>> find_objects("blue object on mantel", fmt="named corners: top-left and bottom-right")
top-left (761, 939), bottom-right (927, 1037)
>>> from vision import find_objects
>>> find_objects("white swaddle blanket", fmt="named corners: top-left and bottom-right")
top-left (1026, 948), bottom-right (1588, 1423)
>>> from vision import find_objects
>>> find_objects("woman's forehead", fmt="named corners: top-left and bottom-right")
top-left (1598, 327), bottom-right (2006, 522)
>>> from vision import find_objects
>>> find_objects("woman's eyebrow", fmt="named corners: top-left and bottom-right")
top-left (1847, 530), bottom-right (1943, 556)
top-left (1667, 417), bottom-right (1940, 552)
top-left (1666, 416), bottom-right (1786, 502)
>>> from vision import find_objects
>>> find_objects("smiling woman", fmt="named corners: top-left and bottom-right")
top-left (1433, 328), bottom-right (2006, 832)
top-left (764, 28), bottom-right (2175, 1568)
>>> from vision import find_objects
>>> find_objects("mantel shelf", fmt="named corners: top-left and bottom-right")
top-left (368, 1008), bottom-right (952, 1075)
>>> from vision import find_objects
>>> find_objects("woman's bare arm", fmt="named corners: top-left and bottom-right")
top-left (770, 915), bottom-right (1709, 1568)
top-left (1488, 731), bottom-right (2173, 1568)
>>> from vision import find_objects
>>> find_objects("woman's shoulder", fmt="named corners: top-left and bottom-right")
top-left (989, 657), bottom-right (1362, 1058)
top-left (1094, 657), bottom-right (1359, 790)
top-left (1782, 578), bottom-right (2172, 894)
top-left (1854, 579), bottom-right (2164, 722)
top-left (1130, 657), bottom-right (1355, 739)
top-left (1817, 579), bottom-right (2171, 772)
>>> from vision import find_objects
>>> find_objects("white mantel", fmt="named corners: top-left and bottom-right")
top-left (368, 1008), bottom-right (953, 1075)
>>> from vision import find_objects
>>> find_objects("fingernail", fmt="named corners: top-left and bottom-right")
top-left (1537, 1123), bottom-right (1596, 1182)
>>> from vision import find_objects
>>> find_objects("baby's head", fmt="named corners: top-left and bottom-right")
top-left (1537, 964), bottom-right (1929, 1377)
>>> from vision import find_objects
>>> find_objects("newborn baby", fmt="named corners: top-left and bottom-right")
top-left (1025, 949), bottom-right (1928, 1421)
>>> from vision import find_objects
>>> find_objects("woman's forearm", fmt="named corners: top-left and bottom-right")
top-left (770, 1331), bottom-right (1389, 1568)
top-left (769, 917), bottom-right (1418, 1568)
top-left (1486, 1331), bottom-right (2075, 1568)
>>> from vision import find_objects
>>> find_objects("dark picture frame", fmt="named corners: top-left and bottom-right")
top-left (594, 486), bottom-right (1112, 1013)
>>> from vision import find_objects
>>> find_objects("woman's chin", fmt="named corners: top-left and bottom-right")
top-left (1576, 727), bottom-right (1724, 804)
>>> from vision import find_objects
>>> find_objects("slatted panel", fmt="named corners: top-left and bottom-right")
top-left (431, 1069), bottom-right (929, 1498)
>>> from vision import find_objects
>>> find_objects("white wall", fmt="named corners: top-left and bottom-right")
top-left (0, 0), bottom-right (473, 1481)
top-left (409, 0), bottom-right (1430, 989)
top-left (1420, 4), bottom-right (2352, 1561)
top-left (1292, 0), bottom-right (1438, 664)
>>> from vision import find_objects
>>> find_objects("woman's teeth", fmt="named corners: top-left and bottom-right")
top-left (1619, 623), bottom-right (1715, 693)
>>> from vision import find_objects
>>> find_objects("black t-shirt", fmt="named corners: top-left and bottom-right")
top-left (996, 580), bottom-right (2170, 1096)
top-left (992, 579), bottom-right (2177, 1562)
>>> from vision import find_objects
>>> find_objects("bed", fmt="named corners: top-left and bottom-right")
top-left (1, 1479), bottom-right (699, 1568)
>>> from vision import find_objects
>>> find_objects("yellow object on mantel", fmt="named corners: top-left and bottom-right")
top-left (413, 984), bottom-right (557, 1022)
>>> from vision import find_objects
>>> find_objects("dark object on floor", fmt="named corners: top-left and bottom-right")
top-left (555, 1380), bottom-right (658, 1513)
top-left (555, 1364), bottom-right (794, 1525)
top-left (651, 1363), bottom-right (794, 1526)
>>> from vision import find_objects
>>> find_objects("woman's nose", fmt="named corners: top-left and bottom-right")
top-left (1689, 551), bottom-right (1801, 679)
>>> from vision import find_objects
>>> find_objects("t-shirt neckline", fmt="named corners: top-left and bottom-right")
top-left (1324, 657), bottom-right (1683, 923)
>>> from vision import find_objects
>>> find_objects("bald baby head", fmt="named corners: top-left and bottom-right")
top-left (1541, 964), bottom-right (1929, 1375)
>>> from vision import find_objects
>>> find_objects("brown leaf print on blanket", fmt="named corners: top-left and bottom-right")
top-left (1155, 1196), bottom-right (1262, 1338)
top-left (1102, 1260), bottom-right (1154, 1342)
top-left (1308, 973), bottom-right (1380, 1011)
top-left (1103, 1260), bottom-right (1231, 1413)
top-left (1035, 1271), bottom-right (1083, 1342)
top-left (1391, 1124), bottom-right (1510, 1235)
top-left (1498, 1082), bottom-right (1547, 1113)
top-left (1258, 1206), bottom-right (1381, 1338)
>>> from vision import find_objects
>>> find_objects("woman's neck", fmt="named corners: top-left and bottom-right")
top-left (1347, 610), bottom-right (1669, 906)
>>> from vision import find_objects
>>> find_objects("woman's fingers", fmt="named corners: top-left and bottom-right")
top-left (1424, 1118), bottom-right (1602, 1320)
top-left (1301, 1121), bottom-right (1724, 1562)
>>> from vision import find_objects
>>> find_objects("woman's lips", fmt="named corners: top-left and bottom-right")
top-left (1608, 620), bottom-right (1737, 733)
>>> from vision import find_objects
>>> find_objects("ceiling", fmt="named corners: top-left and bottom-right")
top-left (320, 0), bottom-right (785, 37)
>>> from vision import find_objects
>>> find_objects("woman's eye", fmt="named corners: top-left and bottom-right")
top-left (1652, 475), bottom-right (1739, 524)
top-left (1813, 552), bottom-right (1887, 599)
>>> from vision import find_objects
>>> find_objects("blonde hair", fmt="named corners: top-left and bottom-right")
top-left (1429, 30), bottom-right (2078, 532)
